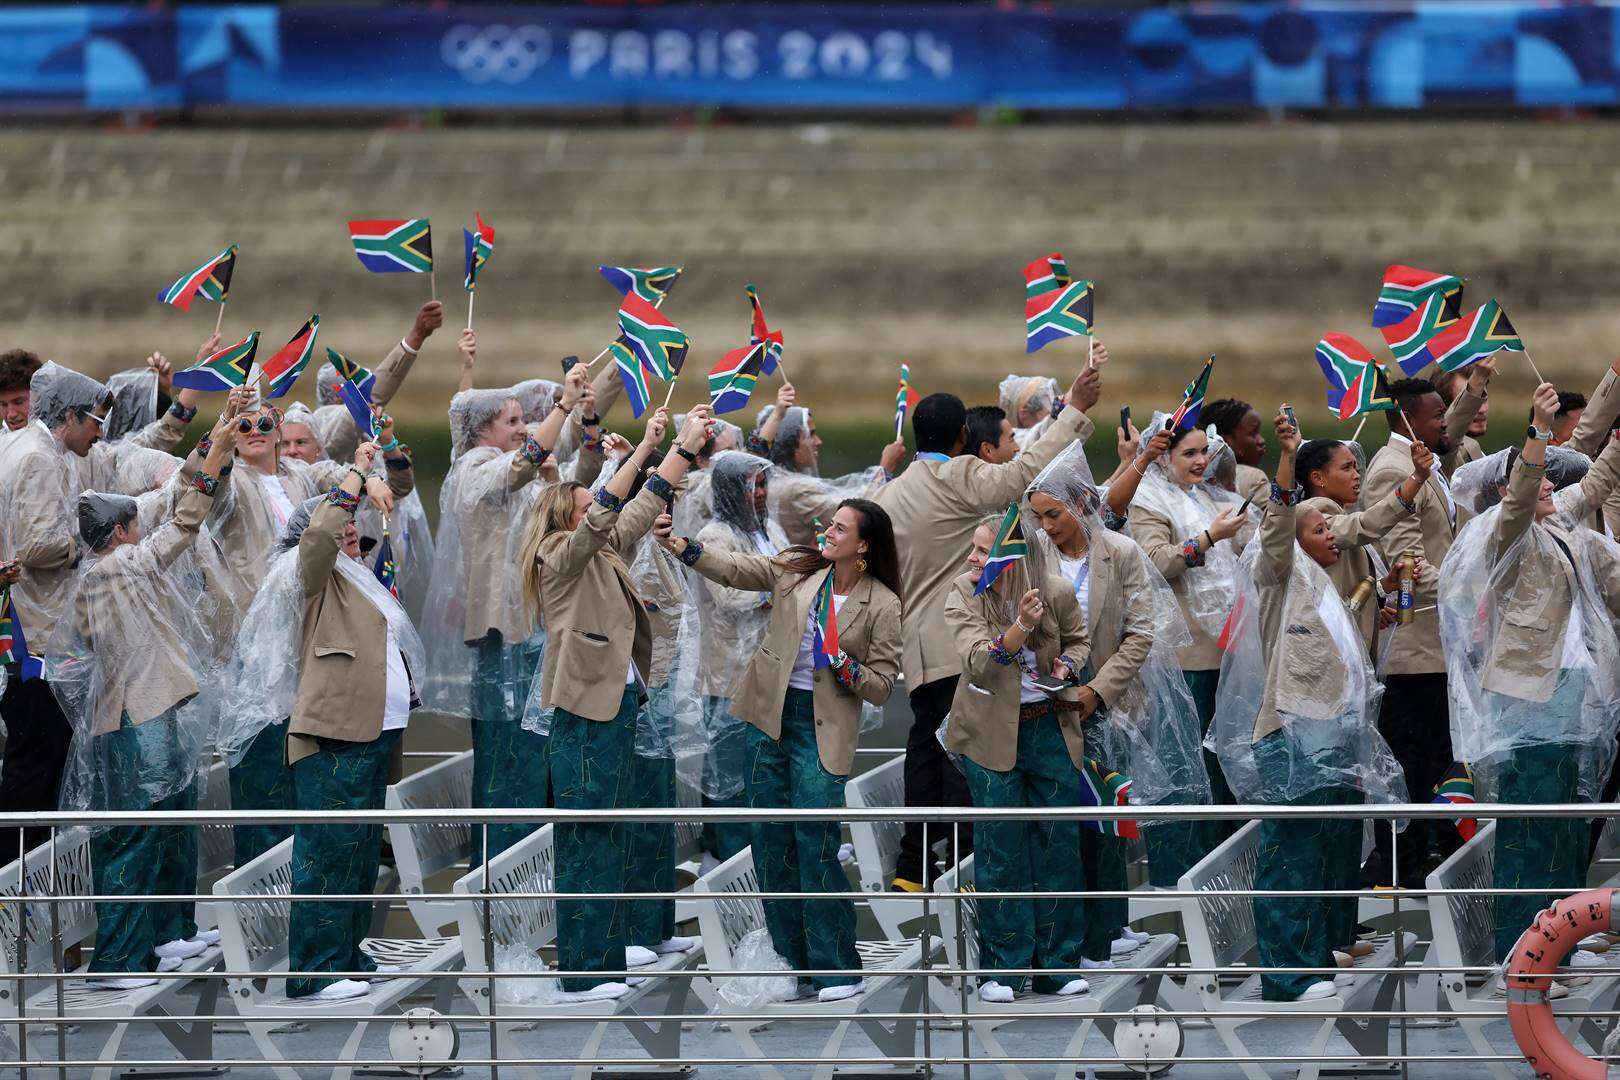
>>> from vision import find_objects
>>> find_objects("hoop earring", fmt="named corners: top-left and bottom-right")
top-left (855, 557), bottom-right (868, 574)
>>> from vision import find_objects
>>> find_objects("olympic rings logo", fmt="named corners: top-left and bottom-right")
top-left (440, 25), bottom-right (552, 84)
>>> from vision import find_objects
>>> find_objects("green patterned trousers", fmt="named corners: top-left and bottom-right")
top-left (625, 685), bottom-right (676, 948)
top-left (550, 686), bottom-right (637, 991)
top-left (287, 730), bottom-right (399, 998)
top-left (230, 718), bottom-right (294, 868)
top-left (746, 688), bottom-right (860, 992)
top-left (1253, 735), bottom-right (1360, 1001)
top-left (701, 695), bottom-right (752, 863)
top-left (1495, 743), bottom-right (1586, 962)
top-left (960, 709), bottom-right (1088, 994)
top-left (90, 712), bottom-right (198, 973)
top-left (471, 631), bottom-right (549, 865)
top-left (1145, 668), bottom-right (1231, 888)
top-left (1080, 717), bottom-right (1129, 962)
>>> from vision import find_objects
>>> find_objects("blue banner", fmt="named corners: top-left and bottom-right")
top-left (2, 3), bottom-right (1617, 113)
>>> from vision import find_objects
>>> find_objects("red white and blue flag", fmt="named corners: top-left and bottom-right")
top-left (812, 572), bottom-right (841, 669)
top-left (262, 315), bottom-right (320, 399)
top-left (157, 244), bottom-right (236, 311)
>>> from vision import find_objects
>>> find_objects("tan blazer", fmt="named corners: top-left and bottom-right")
top-left (1235, 464), bottom-right (1268, 503)
top-left (1250, 498), bottom-right (1355, 742)
top-left (1303, 488), bottom-right (1412, 649)
top-left (1126, 492), bottom-right (1252, 673)
top-left (686, 549), bottom-right (901, 777)
top-left (444, 446), bottom-right (543, 644)
top-left (1442, 385), bottom-right (1487, 478)
top-left (942, 572), bottom-right (1091, 772)
top-left (1567, 368), bottom-right (1620, 459)
top-left (75, 485), bottom-right (215, 735)
top-left (874, 405), bottom-right (1093, 688)
top-left (287, 498), bottom-right (406, 765)
top-left (1363, 435), bottom-right (1471, 675)
top-left (534, 486), bottom-right (665, 722)
top-left (1077, 529), bottom-right (1156, 712)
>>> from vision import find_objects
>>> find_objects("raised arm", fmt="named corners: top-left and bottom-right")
top-left (1254, 409), bottom-right (1301, 590)
top-left (961, 364), bottom-right (1100, 510)
top-left (1495, 383), bottom-right (1558, 557)
top-left (139, 415), bottom-right (236, 572)
top-left (1106, 428), bottom-right (1170, 519)
top-left (1567, 356), bottom-right (1620, 458)
top-left (298, 444), bottom-right (371, 600)
top-left (1441, 355), bottom-right (1492, 470)
top-left (372, 301), bottom-right (443, 405)
top-left (656, 513), bottom-right (782, 593)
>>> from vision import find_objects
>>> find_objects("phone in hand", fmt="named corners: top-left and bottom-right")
top-left (1118, 405), bottom-right (1131, 438)
top-left (561, 355), bottom-right (580, 376)
top-left (1237, 495), bottom-right (1255, 516)
top-left (1282, 403), bottom-right (1298, 431)
top-left (1032, 672), bottom-right (1077, 696)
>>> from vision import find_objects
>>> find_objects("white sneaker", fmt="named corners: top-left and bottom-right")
top-left (365, 964), bottom-right (402, 982)
top-left (1298, 981), bottom-right (1339, 1001)
top-left (978, 981), bottom-right (1015, 1003)
top-left (1123, 928), bottom-right (1151, 944)
top-left (1333, 972), bottom-right (1355, 987)
top-left (818, 980), bottom-right (866, 1003)
top-left (625, 945), bottom-right (658, 967)
top-left (157, 956), bottom-right (183, 973)
top-left (1110, 936), bottom-right (1140, 957)
top-left (1079, 958), bottom-right (1114, 970)
top-left (837, 842), bottom-right (855, 865)
top-left (154, 938), bottom-right (206, 961)
top-left (654, 936), bottom-right (698, 954)
top-left (1570, 949), bottom-right (1605, 968)
top-left (189, 929), bottom-right (222, 947)
top-left (1055, 978), bottom-right (1090, 996)
top-left (626, 976), bottom-right (647, 987)
top-left (1578, 934), bottom-right (1610, 953)
top-left (556, 982), bottom-right (631, 1003)
top-left (87, 975), bottom-right (157, 990)
top-left (304, 979), bottom-right (370, 1003)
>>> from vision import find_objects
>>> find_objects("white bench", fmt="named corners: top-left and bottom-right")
top-left (1426, 820), bottom-right (1620, 1077)
top-left (1179, 819), bottom-right (1415, 1080)
top-left (211, 836), bottom-right (462, 1080)
top-left (0, 827), bottom-right (222, 1080)
top-left (386, 749), bottom-right (475, 939)
top-left (194, 759), bottom-right (235, 934)
top-left (450, 822), bottom-right (704, 1080)
top-left (692, 846), bottom-right (927, 1080)
top-left (931, 853), bottom-right (1182, 1080)
top-left (845, 756), bottom-right (935, 941)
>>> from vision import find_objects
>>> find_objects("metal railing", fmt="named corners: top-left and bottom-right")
top-left (1, 801), bottom-right (1616, 1078)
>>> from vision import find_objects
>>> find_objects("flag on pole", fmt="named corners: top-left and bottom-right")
top-left (894, 363), bottom-right (919, 441)
top-left (339, 378), bottom-right (377, 441)
top-left (617, 293), bottom-right (689, 381)
top-left (974, 502), bottom-right (1028, 596)
top-left (348, 219), bottom-right (433, 274)
top-left (0, 588), bottom-right (42, 682)
top-left (1315, 333), bottom-right (1394, 420)
top-left (1169, 355), bottom-right (1215, 430)
top-left (811, 571), bottom-right (841, 670)
top-left (1374, 265), bottom-right (1465, 375)
top-left (599, 265), bottom-right (683, 304)
top-left (1432, 762), bottom-right (1477, 841)
top-left (262, 315), bottom-right (320, 399)
top-left (1216, 593), bottom-right (1248, 653)
top-left (324, 348), bottom-right (377, 402)
top-left (157, 244), bottom-right (237, 311)
top-left (373, 532), bottom-right (400, 599)
top-left (463, 212), bottom-right (495, 291)
top-left (172, 332), bottom-right (260, 392)
top-left (1405, 299), bottom-right (1523, 374)
top-left (708, 341), bottom-right (765, 415)
top-left (1023, 253), bottom-right (1071, 299)
top-left (611, 339), bottom-right (655, 419)
top-left (1078, 758), bottom-right (1139, 838)
top-left (746, 284), bottom-right (785, 376)
top-left (1025, 279), bottom-right (1094, 354)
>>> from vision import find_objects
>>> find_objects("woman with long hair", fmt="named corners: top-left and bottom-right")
top-left (514, 404), bottom-right (710, 1002)
top-left (655, 497), bottom-right (902, 1003)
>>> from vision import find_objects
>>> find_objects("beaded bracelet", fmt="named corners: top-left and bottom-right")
top-left (518, 434), bottom-right (549, 467)
top-left (1269, 480), bottom-right (1304, 506)
top-left (327, 486), bottom-right (362, 513)
top-left (831, 652), bottom-right (863, 690)
top-left (988, 633), bottom-right (1017, 667)
top-left (745, 434), bottom-right (771, 456)
top-left (194, 436), bottom-right (212, 457)
top-left (1395, 487), bottom-right (1417, 515)
top-left (676, 539), bottom-right (704, 567)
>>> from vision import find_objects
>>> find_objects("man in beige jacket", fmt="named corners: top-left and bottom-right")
top-left (874, 361), bottom-right (1102, 889)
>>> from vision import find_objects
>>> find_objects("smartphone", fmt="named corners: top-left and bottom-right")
top-left (1032, 672), bottom-right (1077, 696)
top-left (1283, 403), bottom-right (1298, 430)
top-left (560, 355), bottom-right (580, 375)
top-left (1118, 405), bottom-right (1131, 438)
top-left (1238, 495), bottom-right (1255, 516)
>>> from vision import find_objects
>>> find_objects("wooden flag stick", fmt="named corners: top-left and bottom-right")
top-left (213, 300), bottom-right (227, 338)
top-left (1350, 415), bottom-right (1368, 444)
top-left (1397, 406), bottom-right (1418, 442)
top-left (660, 373), bottom-right (681, 411)
top-left (1520, 347), bottom-right (1547, 384)
top-left (466, 291), bottom-right (475, 332)
top-left (429, 268), bottom-right (437, 302)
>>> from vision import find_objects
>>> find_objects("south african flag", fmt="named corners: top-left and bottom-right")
top-left (349, 218), bottom-right (433, 274)
top-left (1432, 762), bottom-right (1476, 840)
top-left (611, 339), bottom-right (655, 419)
top-left (262, 315), bottom-right (320, 399)
top-left (463, 212), bottom-right (495, 292)
top-left (811, 571), bottom-right (841, 670)
top-left (1169, 355), bottom-right (1215, 431)
top-left (1315, 333), bottom-right (1394, 421)
top-left (1079, 758), bottom-right (1139, 838)
top-left (974, 502), bottom-right (1027, 596)
top-left (1374, 265), bottom-right (1465, 375)
top-left (0, 588), bottom-right (42, 682)
top-left (373, 532), bottom-right (400, 599)
top-left (894, 362), bottom-right (919, 442)
top-left (708, 341), bottom-right (765, 415)
top-left (599, 265), bottom-right (683, 304)
top-left (618, 293), bottom-right (689, 381)
top-left (1407, 299), bottom-right (1522, 375)
top-left (746, 284), bottom-right (785, 376)
top-left (325, 348), bottom-right (377, 401)
top-left (157, 244), bottom-right (236, 311)
top-left (1023, 252), bottom-right (1071, 299)
top-left (173, 332), bottom-right (260, 392)
top-left (1025, 278), bottom-right (1093, 354)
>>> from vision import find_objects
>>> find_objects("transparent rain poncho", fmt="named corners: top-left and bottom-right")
top-left (215, 496), bottom-right (428, 761)
top-left (104, 368), bottom-right (159, 443)
top-left (999, 373), bottom-right (1059, 448)
top-left (356, 493), bottom-right (437, 627)
top-left (47, 489), bottom-right (226, 822)
top-left (29, 361), bottom-right (109, 430)
top-left (0, 413), bottom-right (82, 637)
top-left (671, 413), bottom-right (744, 538)
top-left (1451, 446), bottom-right (1593, 520)
top-left (1023, 443), bottom-right (1212, 812)
top-left (1210, 507), bottom-right (1406, 805)
top-left (1439, 465), bottom-right (1620, 801)
top-left (1128, 414), bottom-right (1248, 641)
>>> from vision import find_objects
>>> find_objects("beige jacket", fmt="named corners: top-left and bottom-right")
top-left (1235, 464), bottom-right (1269, 503)
top-left (687, 548), bottom-right (901, 777)
top-left (1363, 435), bottom-right (1471, 675)
top-left (534, 486), bottom-right (666, 722)
top-left (1076, 529), bottom-right (1157, 711)
top-left (874, 405), bottom-right (1094, 688)
top-left (689, 522), bottom-right (780, 698)
top-left (943, 572), bottom-right (1091, 772)
top-left (1564, 367), bottom-right (1620, 535)
top-left (1126, 491), bottom-right (1252, 673)
top-left (76, 485), bottom-right (215, 735)
top-left (1303, 488), bottom-right (1413, 649)
top-left (1442, 386), bottom-right (1488, 478)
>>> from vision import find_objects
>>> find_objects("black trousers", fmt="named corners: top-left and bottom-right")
top-left (897, 675), bottom-right (973, 885)
top-left (1368, 672), bottom-right (1459, 887)
top-left (0, 672), bottom-right (74, 868)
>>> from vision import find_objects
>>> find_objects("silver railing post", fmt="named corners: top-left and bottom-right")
top-left (1391, 816), bottom-right (1410, 1080)
top-left (483, 821), bottom-right (499, 1080)
top-left (47, 825), bottom-right (64, 1080)
top-left (15, 824), bottom-right (28, 1080)
top-left (954, 819), bottom-right (970, 1080)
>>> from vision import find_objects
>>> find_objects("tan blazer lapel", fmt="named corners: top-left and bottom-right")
top-left (1084, 540), bottom-right (1114, 648)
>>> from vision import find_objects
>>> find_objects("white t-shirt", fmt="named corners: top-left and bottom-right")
top-left (789, 592), bottom-right (848, 691)
top-left (750, 531), bottom-right (779, 557)
top-left (1018, 645), bottom-right (1045, 704)
top-left (381, 623), bottom-right (412, 732)
top-left (257, 468), bottom-right (295, 528)
top-left (1056, 552), bottom-right (1091, 622)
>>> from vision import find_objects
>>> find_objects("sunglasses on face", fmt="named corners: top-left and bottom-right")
top-left (76, 408), bottom-right (108, 427)
top-left (238, 415), bottom-right (277, 435)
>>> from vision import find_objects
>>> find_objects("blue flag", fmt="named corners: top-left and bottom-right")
top-left (0, 589), bottom-right (43, 682)
top-left (373, 532), bottom-right (399, 598)
top-left (339, 378), bottom-right (377, 441)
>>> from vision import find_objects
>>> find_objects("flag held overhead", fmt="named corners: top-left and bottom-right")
top-left (1169, 355), bottom-right (1215, 431)
top-left (173, 332), bottom-right (260, 392)
top-left (599, 265), bottom-right (683, 304)
top-left (617, 292), bottom-right (690, 381)
top-left (1407, 298), bottom-right (1523, 375)
top-left (746, 283), bottom-right (785, 376)
top-left (708, 341), bottom-right (765, 415)
top-left (325, 348), bottom-right (377, 401)
top-left (1023, 253), bottom-right (1072, 299)
top-left (262, 315), bottom-right (320, 399)
top-left (157, 244), bottom-right (236, 311)
top-left (339, 378), bottom-right (378, 441)
top-left (894, 363), bottom-right (919, 442)
top-left (1314, 333), bottom-right (1393, 420)
top-left (1374, 264), bottom-right (1465, 375)
top-left (1025, 278), bottom-right (1094, 354)
top-left (463, 212), bottom-right (495, 292)
top-left (611, 339), bottom-right (655, 419)
top-left (349, 218), bottom-right (433, 274)
top-left (974, 502), bottom-right (1028, 596)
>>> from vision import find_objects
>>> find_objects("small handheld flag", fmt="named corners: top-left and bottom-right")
top-left (811, 572), bottom-right (841, 670)
top-left (746, 284), bottom-right (785, 377)
top-left (599, 265), bottom-right (683, 304)
top-left (618, 293), bottom-right (689, 381)
top-left (373, 531), bottom-right (400, 599)
top-left (0, 588), bottom-right (43, 682)
top-left (173, 332), bottom-right (260, 392)
top-left (1025, 277), bottom-right (1094, 355)
top-left (1023, 253), bottom-right (1071, 299)
top-left (262, 315), bottom-right (320, 400)
top-left (325, 348), bottom-right (377, 402)
top-left (894, 363), bottom-right (919, 442)
top-left (1405, 299), bottom-right (1522, 375)
top-left (463, 212), bottom-right (495, 292)
top-left (1169, 355), bottom-right (1215, 431)
top-left (339, 378), bottom-right (377, 441)
top-left (708, 341), bottom-right (765, 415)
top-left (611, 339), bottom-right (655, 419)
top-left (158, 244), bottom-right (237, 311)
top-left (1315, 334), bottom-right (1394, 421)
top-left (1374, 265), bottom-right (1465, 375)
top-left (1078, 758), bottom-right (1139, 838)
top-left (349, 219), bottom-right (433, 274)
top-left (1431, 762), bottom-right (1477, 841)
top-left (974, 503), bottom-right (1028, 596)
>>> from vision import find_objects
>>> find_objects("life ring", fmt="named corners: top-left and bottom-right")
top-left (1504, 887), bottom-right (1615, 1080)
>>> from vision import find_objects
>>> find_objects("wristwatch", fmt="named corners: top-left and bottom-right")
top-left (1528, 425), bottom-right (1553, 442)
